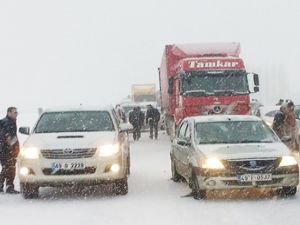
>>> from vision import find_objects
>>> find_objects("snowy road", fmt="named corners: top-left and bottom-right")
top-left (1, 131), bottom-right (300, 225)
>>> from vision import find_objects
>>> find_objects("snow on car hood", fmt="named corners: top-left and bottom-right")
top-left (196, 142), bottom-right (289, 160)
top-left (23, 132), bottom-right (117, 150)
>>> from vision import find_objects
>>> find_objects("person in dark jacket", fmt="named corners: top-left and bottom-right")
top-left (146, 105), bottom-right (160, 139)
top-left (272, 105), bottom-right (286, 139)
top-left (283, 101), bottom-right (299, 152)
top-left (129, 107), bottom-right (144, 141)
top-left (0, 107), bottom-right (20, 194)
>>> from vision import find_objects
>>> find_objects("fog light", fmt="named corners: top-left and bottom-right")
top-left (110, 164), bottom-right (120, 173)
top-left (20, 167), bottom-right (30, 176)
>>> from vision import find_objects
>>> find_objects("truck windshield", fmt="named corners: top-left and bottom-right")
top-left (195, 121), bottom-right (278, 144)
top-left (35, 111), bottom-right (115, 133)
top-left (181, 70), bottom-right (248, 96)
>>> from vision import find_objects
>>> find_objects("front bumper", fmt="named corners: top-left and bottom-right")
top-left (17, 154), bottom-right (127, 187)
top-left (194, 166), bottom-right (299, 190)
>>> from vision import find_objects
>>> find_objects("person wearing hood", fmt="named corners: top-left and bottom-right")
top-left (0, 107), bottom-right (20, 194)
top-left (272, 105), bottom-right (286, 140)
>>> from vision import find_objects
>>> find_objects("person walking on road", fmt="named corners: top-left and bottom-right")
top-left (146, 105), bottom-right (160, 140)
top-left (272, 105), bottom-right (286, 140)
top-left (129, 107), bottom-right (144, 141)
top-left (273, 101), bottom-right (299, 152)
top-left (283, 101), bottom-right (299, 152)
top-left (0, 107), bottom-right (20, 194)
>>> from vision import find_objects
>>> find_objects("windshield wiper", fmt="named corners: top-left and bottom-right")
top-left (199, 141), bottom-right (230, 144)
top-left (238, 140), bottom-right (273, 143)
top-left (214, 90), bottom-right (248, 96)
top-left (183, 90), bottom-right (214, 96)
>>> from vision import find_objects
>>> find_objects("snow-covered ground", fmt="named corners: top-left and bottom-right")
top-left (0, 114), bottom-right (300, 225)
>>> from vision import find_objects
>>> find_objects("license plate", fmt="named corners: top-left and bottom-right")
top-left (51, 162), bottom-right (85, 171)
top-left (237, 174), bottom-right (272, 182)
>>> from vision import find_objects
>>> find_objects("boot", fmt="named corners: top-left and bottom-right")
top-left (6, 186), bottom-right (20, 194)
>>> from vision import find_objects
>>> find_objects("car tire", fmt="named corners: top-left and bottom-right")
top-left (171, 158), bottom-right (181, 182)
top-left (21, 183), bottom-right (39, 199)
top-left (114, 178), bottom-right (128, 196)
top-left (278, 186), bottom-right (297, 197)
top-left (190, 173), bottom-right (206, 200)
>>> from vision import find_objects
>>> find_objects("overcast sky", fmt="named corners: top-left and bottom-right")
top-left (0, 0), bottom-right (299, 113)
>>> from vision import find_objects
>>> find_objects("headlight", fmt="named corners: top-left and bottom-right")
top-left (20, 147), bottom-right (39, 159)
top-left (98, 144), bottom-right (120, 157)
top-left (279, 156), bottom-right (298, 167)
top-left (202, 158), bottom-right (225, 169)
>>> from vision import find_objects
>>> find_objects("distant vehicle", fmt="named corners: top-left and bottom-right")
top-left (120, 102), bottom-right (141, 119)
top-left (294, 105), bottom-right (300, 120)
top-left (159, 43), bottom-right (260, 139)
top-left (171, 115), bottom-right (299, 199)
top-left (18, 106), bottom-right (132, 199)
top-left (131, 84), bottom-right (157, 103)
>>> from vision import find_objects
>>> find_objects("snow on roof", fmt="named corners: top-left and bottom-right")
top-left (191, 115), bottom-right (262, 123)
top-left (120, 102), bottom-right (140, 107)
top-left (172, 42), bottom-right (240, 57)
top-left (43, 105), bottom-right (114, 113)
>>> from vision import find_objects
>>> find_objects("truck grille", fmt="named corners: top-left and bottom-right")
top-left (41, 148), bottom-right (97, 159)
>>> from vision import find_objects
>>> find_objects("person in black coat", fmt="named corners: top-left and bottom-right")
top-left (272, 105), bottom-right (286, 140)
top-left (0, 107), bottom-right (20, 194)
top-left (129, 107), bottom-right (144, 141)
top-left (146, 105), bottom-right (160, 139)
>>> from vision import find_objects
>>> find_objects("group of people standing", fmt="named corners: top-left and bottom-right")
top-left (272, 100), bottom-right (299, 152)
top-left (0, 107), bottom-right (20, 194)
top-left (128, 105), bottom-right (160, 141)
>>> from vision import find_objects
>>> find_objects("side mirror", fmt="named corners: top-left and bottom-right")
top-left (168, 77), bottom-right (174, 95)
top-left (177, 139), bottom-right (191, 147)
top-left (19, 127), bottom-right (30, 135)
top-left (254, 86), bottom-right (259, 93)
top-left (253, 73), bottom-right (259, 86)
top-left (119, 123), bottom-right (133, 132)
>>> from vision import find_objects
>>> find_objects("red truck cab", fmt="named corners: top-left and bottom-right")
top-left (159, 43), bottom-right (259, 138)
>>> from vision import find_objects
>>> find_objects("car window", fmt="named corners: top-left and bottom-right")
top-left (35, 111), bottom-right (115, 133)
top-left (178, 122), bottom-right (188, 139)
top-left (112, 109), bottom-right (120, 126)
top-left (184, 124), bottom-right (191, 141)
top-left (195, 121), bottom-right (279, 144)
top-left (294, 108), bottom-right (300, 119)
